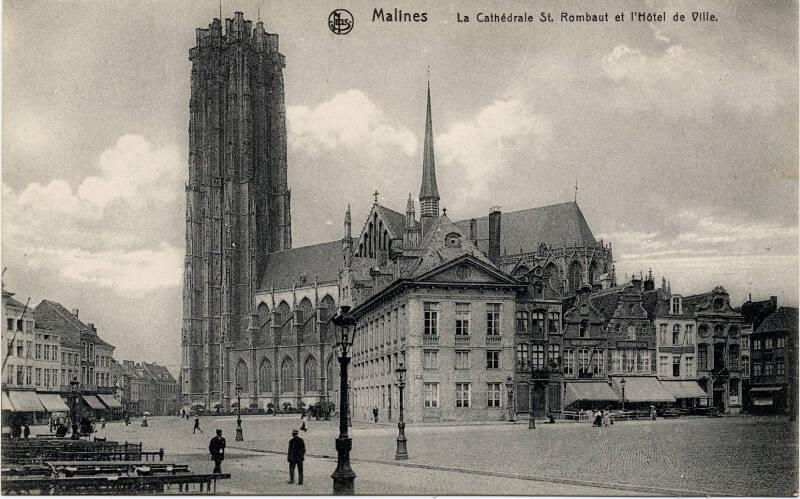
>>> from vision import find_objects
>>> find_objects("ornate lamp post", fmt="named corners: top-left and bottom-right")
top-left (528, 381), bottom-right (536, 430)
top-left (235, 384), bottom-right (244, 441)
top-left (70, 377), bottom-right (80, 440)
top-left (505, 377), bottom-right (516, 422)
top-left (347, 380), bottom-right (352, 428)
top-left (395, 362), bottom-right (408, 460)
top-left (330, 306), bottom-right (357, 495)
top-left (620, 378), bottom-right (626, 412)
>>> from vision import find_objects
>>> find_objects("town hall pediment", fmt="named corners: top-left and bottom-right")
top-left (416, 256), bottom-right (517, 286)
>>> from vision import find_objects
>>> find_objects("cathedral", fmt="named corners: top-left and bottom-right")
top-left (180, 12), bottom-right (614, 415)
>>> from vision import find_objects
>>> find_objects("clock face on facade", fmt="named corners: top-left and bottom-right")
top-left (455, 264), bottom-right (472, 280)
top-left (698, 325), bottom-right (710, 338)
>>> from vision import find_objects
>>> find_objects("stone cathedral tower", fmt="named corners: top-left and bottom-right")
top-left (181, 12), bottom-right (292, 409)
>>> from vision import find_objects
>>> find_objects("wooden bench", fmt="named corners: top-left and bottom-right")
top-left (1, 473), bottom-right (230, 495)
top-left (2, 462), bottom-right (190, 478)
top-left (4, 449), bottom-right (163, 464)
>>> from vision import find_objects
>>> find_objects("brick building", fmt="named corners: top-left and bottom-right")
top-left (748, 306), bottom-right (798, 414)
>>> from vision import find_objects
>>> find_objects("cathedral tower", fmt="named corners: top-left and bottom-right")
top-left (419, 79), bottom-right (440, 233)
top-left (181, 12), bottom-right (292, 409)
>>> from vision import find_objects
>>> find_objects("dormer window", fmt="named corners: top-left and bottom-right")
top-left (671, 296), bottom-right (682, 315)
top-left (445, 232), bottom-right (462, 248)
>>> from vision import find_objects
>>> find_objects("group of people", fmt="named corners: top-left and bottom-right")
top-left (591, 409), bottom-right (612, 427)
top-left (207, 427), bottom-right (306, 485)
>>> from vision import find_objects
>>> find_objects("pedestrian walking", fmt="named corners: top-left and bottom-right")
top-left (300, 412), bottom-right (308, 432)
top-left (287, 429), bottom-right (305, 484)
top-left (372, 406), bottom-right (379, 423)
top-left (193, 416), bottom-right (203, 434)
top-left (23, 424), bottom-right (30, 439)
top-left (209, 429), bottom-right (226, 474)
top-left (592, 409), bottom-right (602, 427)
top-left (650, 405), bottom-right (657, 421)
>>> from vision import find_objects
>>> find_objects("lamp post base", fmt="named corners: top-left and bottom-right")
top-left (528, 415), bottom-right (536, 429)
top-left (331, 437), bottom-right (356, 495)
top-left (235, 424), bottom-right (244, 441)
top-left (395, 422), bottom-right (409, 460)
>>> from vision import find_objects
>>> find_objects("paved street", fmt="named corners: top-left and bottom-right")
top-left (88, 414), bottom-right (796, 496)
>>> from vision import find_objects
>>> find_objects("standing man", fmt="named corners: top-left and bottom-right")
top-left (287, 429), bottom-right (305, 485)
top-left (193, 416), bottom-right (203, 434)
top-left (209, 429), bottom-right (226, 474)
top-left (372, 406), bottom-right (379, 423)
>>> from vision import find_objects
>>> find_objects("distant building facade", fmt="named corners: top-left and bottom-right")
top-left (748, 307), bottom-right (798, 414)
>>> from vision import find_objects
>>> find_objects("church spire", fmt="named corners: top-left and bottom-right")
top-left (419, 75), bottom-right (440, 229)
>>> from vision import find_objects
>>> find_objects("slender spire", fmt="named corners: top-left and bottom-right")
top-left (419, 74), bottom-right (440, 215)
top-left (344, 204), bottom-right (352, 238)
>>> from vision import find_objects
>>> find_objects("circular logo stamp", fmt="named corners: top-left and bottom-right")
top-left (328, 9), bottom-right (354, 35)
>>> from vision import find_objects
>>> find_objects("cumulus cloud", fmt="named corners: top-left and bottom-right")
top-left (287, 89), bottom-right (417, 158)
top-left (437, 99), bottom-right (550, 203)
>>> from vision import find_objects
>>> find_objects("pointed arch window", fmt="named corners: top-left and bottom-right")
top-left (281, 357), bottom-right (295, 393)
top-left (568, 261), bottom-right (582, 291)
top-left (259, 358), bottom-right (272, 393)
top-left (235, 360), bottom-right (249, 393)
top-left (304, 356), bottom-right (318, 391)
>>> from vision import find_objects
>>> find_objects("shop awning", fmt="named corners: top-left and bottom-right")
top-left (750, 386), bottom-right (784, 393)
top-left (660, 380), bottom-right (709, 399)
top-left (564, 382), bottom-right (621, 407)
top-left (38, 393), bottom-right (70, 412)
top-left (2, 391), bottom-right (15, 411)
top-left (611, 376), bottom-right (676, 403)
top-left (8, 390), bottom-right (46, 412)
top-left (96, 394), bottom-right (122, 409)
top-left (82, 395), bottom-right (106, 410)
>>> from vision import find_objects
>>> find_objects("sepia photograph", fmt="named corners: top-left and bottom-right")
top-left (1, 0), bottom-right (798, 495)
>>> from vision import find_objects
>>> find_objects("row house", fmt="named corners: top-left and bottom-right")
top-left (747, 306), bottom-right (798, 414)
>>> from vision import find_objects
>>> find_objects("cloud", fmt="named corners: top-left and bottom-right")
top-left (600, 42), bottom-right (792, 118)
top-left (77, 135), bottom-right (182, 209)
top-left (437, 99), bottom-right (550, 205)
top-left (14, 180), bottom-right (100, 220)
top-left (287, 89), bottom-right (417, 158)
top-left (23, 244), bottom-right (182, 292)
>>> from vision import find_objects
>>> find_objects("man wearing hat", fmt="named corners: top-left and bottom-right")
top-left (287, 429), bottom-right (305, 484)
top-left (209, 429), bottom-right (226, 474)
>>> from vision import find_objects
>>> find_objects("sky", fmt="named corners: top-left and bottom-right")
top-left (2, 0), bottom-right (797, 371)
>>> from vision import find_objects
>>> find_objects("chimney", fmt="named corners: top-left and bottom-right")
top-left (87, 323), bottom-right (96, 333)
top-left (488, 206), bottom-right (502, 264)
top-left (72, 309), bottom-right (79, 318)
top-left (469, 218), bottom-right (478, 245)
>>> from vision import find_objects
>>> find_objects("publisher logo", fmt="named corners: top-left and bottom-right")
top-left (328, 9), bottom-right (354, 35)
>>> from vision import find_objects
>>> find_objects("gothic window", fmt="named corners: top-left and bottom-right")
top-left (568, 261), bottom-right (582, 292)
top-left (258, 302), bottom-right (270, 331)
top-left (319, 295), bottom-right (336, 321)
top-left (235, 360), bottom-right (249, 392)
top-left (513, 265), bottom-right (530, 279)
top-left (546, 263), bottom-right (559, 289)
top-left (277, 301), bottom-right (290, 324)
top-left (304, 356), bottom-right (318, 391)
top-left (588, 261), bottom-right (598, 285)
top-left (299, 297), bottom-right (314, 324)
top-left (281, 357), bottom-right (295, 393)
top-left (259, 358), bottom-right (272, 393)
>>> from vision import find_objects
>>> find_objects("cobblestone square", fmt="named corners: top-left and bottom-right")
top-left (96, 414), bottom-right (797, 496)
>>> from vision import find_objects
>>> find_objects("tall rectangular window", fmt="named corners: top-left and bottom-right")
top-left (486, 304), bottom-right (501, 336)
top-left (777, 361), bottom-right (785, 376)
top-left (16, 365), bottom-right (23, 385)
top-left (423, 350), bottom-right (438, 370)
top-left (6, 319), bottom-right (13, 330)
top-left (577, 348), bottom-right (590, 375)
top-left (764, 363), bottom-right (774, 376)
top-left (623, 350), bottom-right (635, 373)
top-left (777, 337), bottom-right (786, 348)
top-left (44, 368), bottom-right (51, 387)
top-left (35, 367), bottom-right (41, 386)
top-left (6, 339), bottom-right (13, 357)
top-left (423, 383), bottom-right (439, 408)
top-left (486, 350), bottom-right (500, 369)
top-left (548, 312), bottom-right (560, 333)
top-left (455, 303), bottom-right (470, 336)
top-left (765, 338), bottom-right (773, 349)
top-left (612, 350), bottom-right (622, 372)
top-left (563, 349), bottom-right (575, 375)
top-left (516, 311), bottom-right (529, 333)
top-left (548, 344), bottom-right (561, 368)
top-left (456, 383), bottom-right (471, 408)
top-left (685, 325), bottom-right (694, 344)
top-left (698, 345), bottom-right (708, 370)
top-left (532, 311), bottom-right (545, 333)
top-left (25, 366), bottom-right (32, 385)
top-left (35, 344), bottom-right (41, 360)
top-left (17, 342), bottom-right (24, 357)
top-left (423, 302), bottom-right (439, 336)
top-left (752, 363), bottom-right (762, 376)
top-left (516, 343), bottom-right (529, 370)
top-left (640, 350), bottom-right (651, 373)
top-left (487, 383), bottom-right (501, 407)
top-left (660, 355), bottom-right (669, 377)
top-left (672, 356), bottom-right (681, 377)
top-left (684, 356), bottom-right (694, 377)
top-left (593, 349), bottom-right (604, 374)
top-left (44, 345), bottom-right (50, 361)
top-left (455, 350), bottom-right (471, 370)
top-left (531, 344), bottom-right (545, 369)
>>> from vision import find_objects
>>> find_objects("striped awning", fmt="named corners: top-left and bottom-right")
top-left (2, 391), bottom-right (15, 411)
top-left (38, 393), bottom-right (70, 412)
top-left (82, 395), bottom-right (106, 410)
top-left (612, 376), bottom-right (676, 403)
top-left (96, 394), bottom-right (122, 409)
top-left (564, 382), bottom-right (621, 407)
top-left (660, 380), bottom-right (709, 399)
top-left (8, 390), bottom-right (46, 412)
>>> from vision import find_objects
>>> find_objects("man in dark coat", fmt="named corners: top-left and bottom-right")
top-left (287, 429), bottom-right (305, 485)
top-left (209, 429), bottom-right (226, 474)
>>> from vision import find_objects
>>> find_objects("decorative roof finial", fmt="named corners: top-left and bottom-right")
top-left (373, 190), bottom-right (379, 205)
top-left (442, 207), bottom-right (447, 216)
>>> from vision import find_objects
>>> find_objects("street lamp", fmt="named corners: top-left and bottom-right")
top-left (505, 377), bottom-right (516, 422)
top-left (235, 384), bottom-right (243, 441)
top-left (620, 378), bottom-right (626, 412)
top-left (347, 380), bottom-right (352, 428)
top-left (70, 378), bottom-right (80, 440)
top-left (330, 306), bottom-right (357, 495)
top-left (395, 362), bottom-right (408, 460)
